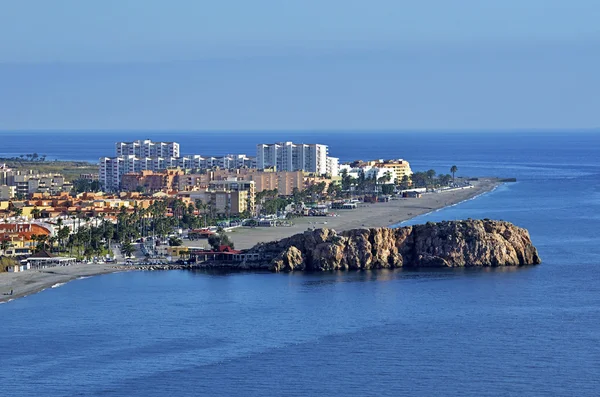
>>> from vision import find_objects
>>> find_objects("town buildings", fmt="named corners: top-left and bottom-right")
top-left (178, 168), bottom-right (306, 196)
top-left (0, 164), bottom-right (72, 198)
top-left (340, 159), bottom-right (413, 184)
top-left (369, 159), bottom-right (413, 182)
top-left (0, 223), bottom-right (53, 257)
top-left (178, 179), bottom-right (256, 216)
top-left (121, 169), bottom-right (184, 193)
top-left (116, 140), bottom-right (180, 158)
top-left (100, 140), bottom-right (255, 191)
top-left (256, 142), bottom-right (339, 176)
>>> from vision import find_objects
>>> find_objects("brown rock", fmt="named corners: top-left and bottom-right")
top-left (244, 220), bottom-right (541, 272)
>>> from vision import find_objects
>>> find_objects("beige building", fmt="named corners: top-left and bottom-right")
top-left (179, 169), bottom-right (305, 196)
top-left (243, 171), bottom-right (304, 196)
top-left (180, 179), bottom-right (256, 216)
top-left (368, 159), bottom-right (413, 183)
top-left (209, 180), bottom-right (255, 215)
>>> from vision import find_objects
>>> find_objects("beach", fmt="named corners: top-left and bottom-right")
top-left (0, 263), bottom-right (128, 303)
top-left (1, 178), bottom-right (500, 303)
top-left (224, 178), bottom-right (501, 249)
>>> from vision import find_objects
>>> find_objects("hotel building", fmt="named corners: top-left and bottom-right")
top-left (256, 142), bottom-right (339, 176)
top-left (100, 140), bottom-right (255, 191)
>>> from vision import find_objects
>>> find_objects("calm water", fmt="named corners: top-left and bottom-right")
top-left (1, 131), bottom-right (600, 396)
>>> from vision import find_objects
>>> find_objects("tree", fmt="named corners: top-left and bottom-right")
top-left (400, 175), bottom-right (410, 190)
top-left (0, 240), bottom-right (11, 253)
top-left (426, 169), bottom-right (436, 185)
top-left (450, 165), bottom-right (458, 183)
top-left (121, 241), bottom-right (135, 258)
top-left (58, 226), bottom-right (71, 253)
top-left (411, 172), bottom-right (428, 188)
top-left (31, 207), bottom-right (41, 219)
top-left (168, 236), bottom-right (183, 247)
top-left (208, 228), bottom-right (235, 250)
top-left (381, 184), bottom-right (395, 195)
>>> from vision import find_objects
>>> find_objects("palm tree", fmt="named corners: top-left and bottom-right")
top-left (450, 165), bottom-right (458, 183)
top-left (121, 241), bottom-right (135, 258)
top-left (12, 207), bottom-right (23, 218)
top-left (48, 236), bottom-right (58, 253)
top-left (1, 240), bottom-right (11, 254)
top-left (31, 207), bottom-right (41, 219)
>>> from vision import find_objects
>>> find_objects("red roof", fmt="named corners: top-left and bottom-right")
top-left (218, 245), bottom-right (241, 254)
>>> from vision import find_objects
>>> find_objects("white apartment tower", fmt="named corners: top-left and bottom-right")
top-left (256, 142), bottom-right (336, 175)
top-left (116, 140), bottom-right (180, 158)
top-left (100, 139), bottom-right (256, 191)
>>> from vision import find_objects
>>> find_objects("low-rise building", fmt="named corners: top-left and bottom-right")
top-left (0, 223), bottom-right (53, 257)
top-left (0, 185), bottom-right (16, 200)
top-left (0, 169), bottom-right (72, 197)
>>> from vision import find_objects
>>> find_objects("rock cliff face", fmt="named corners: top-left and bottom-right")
top-left (243, 220), bottom-right (541, 272)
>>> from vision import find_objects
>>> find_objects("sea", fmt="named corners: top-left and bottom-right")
top-left (1, 131), bottom-right (599, 396)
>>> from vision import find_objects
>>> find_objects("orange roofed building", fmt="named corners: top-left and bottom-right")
top-left (0, 223), bottom-right (52, 257)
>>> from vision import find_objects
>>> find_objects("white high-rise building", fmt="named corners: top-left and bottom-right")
top-left (326, 157), bottom-right (340, 177)
top-left (100, 152), bottom-right (257, 191)
top-left (116, 140), bottom-right (180, 158)
top-left (256, 142), bottom-right (335, 175)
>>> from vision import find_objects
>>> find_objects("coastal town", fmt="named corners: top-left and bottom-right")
top-left (0, 138), bottom-right (490, 297)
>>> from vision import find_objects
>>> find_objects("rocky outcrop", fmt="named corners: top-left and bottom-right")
top-left (243, 219), bottom-right (541, 272)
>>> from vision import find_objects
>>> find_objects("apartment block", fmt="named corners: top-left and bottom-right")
top-left (180, 180), bottom-right (256, 216)
top-left (0, 185), bottom-right (16, 200)
top-left (120, 170), bottom-right (184, 193)
top-left (1, 169), bottom-right (72, 197)
top-left (256, 142), bottom-right (337, 175)
top-left (100, 145), bottom-right (256, 191)
top-left (116, 140), bottom-right (180, 158)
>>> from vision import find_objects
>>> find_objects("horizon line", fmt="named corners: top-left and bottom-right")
top-left (1, 128), bottom-right (599, 134)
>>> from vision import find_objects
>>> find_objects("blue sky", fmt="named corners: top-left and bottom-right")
top-left (1, 0), bottom-right (598, 130)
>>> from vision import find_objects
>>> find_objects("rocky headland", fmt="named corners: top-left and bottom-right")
top-left (240, 219), bottom-right (541, 272)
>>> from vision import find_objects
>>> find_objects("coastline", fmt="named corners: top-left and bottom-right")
top-left (0, 178), bottom-right (501, 304)
top-left (0, 264), bottom-right (130, 303)
top-left (222, 178), bottom-right (501, 250)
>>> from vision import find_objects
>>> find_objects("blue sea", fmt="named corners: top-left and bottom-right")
top-left (1, 131), bottom-right (599, 396)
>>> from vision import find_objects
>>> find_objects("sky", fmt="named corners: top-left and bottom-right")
top-left (0, 0), bottom-right (599, 130)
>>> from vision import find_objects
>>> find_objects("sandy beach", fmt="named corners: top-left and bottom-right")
top-left (0, 264), bottom-right (129, 303)
top-left (223, 178), bottom-right (501, 249)
top-left (1, 178), bottom-right (500, 303)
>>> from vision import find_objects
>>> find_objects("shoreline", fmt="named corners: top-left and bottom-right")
top-left (0, 264), bottom-right (130, 303)
top-left (220, 178), bottom-right (501, 250)
top-left (0, 178), bottom-right (502, 304)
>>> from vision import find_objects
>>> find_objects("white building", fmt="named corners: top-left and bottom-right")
top-left (100, 153), bottom-right (257, 191)
top-left (338, 165), bottom-right (396, 183)
top-left (256, 142), bottom-right (337, 175)
top-left (326, 157), bottom-right (340, 177)
top-left (116, 140), bottom-right (180, 158)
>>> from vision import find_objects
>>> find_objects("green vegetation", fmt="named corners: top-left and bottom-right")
top-left (208, 227), bottom-right (235, 250)
top-left (451, 165), bottom-right (458, 182)
top-left (0, 256), bottom-right (19, 272)
top-left (0, 158), bottom-right (98, 182)
top-left (409, 170), bottom-right (454, 189)
top-left (168, 237), bottom-right (183, 247)
top-left (72, 178), bottom-right (102, 193)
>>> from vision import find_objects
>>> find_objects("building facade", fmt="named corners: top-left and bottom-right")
top-left (116, 140), bottom-right (180, 158)
top-left (1, 169), bottom-right (72, 198)
top-left (101, 140), bottom-right (256, 192)
top-left (178, 169), bottom-right (307, 196)
top-left (120, 170), bottom-right (184, 193)
top-left (179, 179), bottom-right (256, 216)
top-left (256, 142), bottom-right (337, 175)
